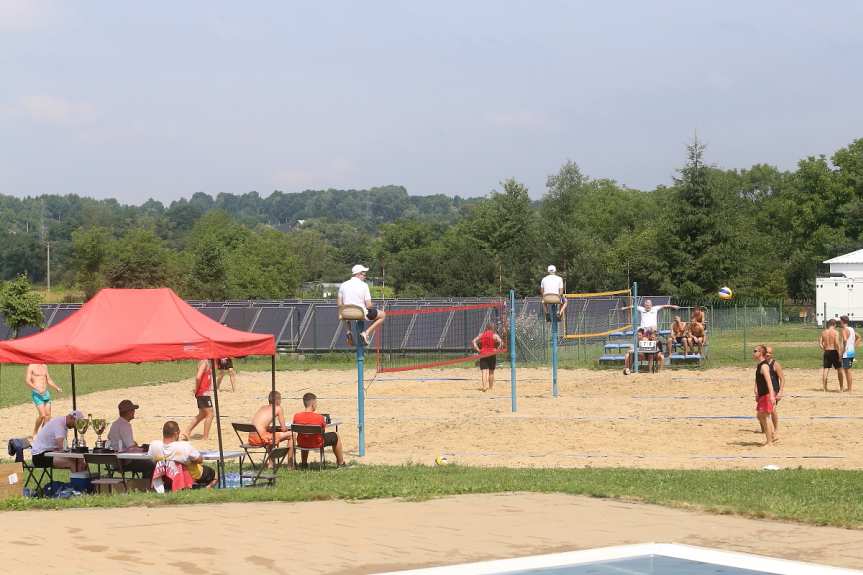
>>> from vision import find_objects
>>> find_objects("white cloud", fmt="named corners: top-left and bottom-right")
top-left (19, 95), bottom-right (96, 126)
top-left (0, 0), bottom-right (55, 31)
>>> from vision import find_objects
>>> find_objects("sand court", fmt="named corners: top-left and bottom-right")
top-left (1, 493), bottom-right (862, 574)
top-left (0, 366), bottom-right (860, 470)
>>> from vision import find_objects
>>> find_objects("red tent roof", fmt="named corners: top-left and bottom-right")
top-left (0, 288), bottom-right (275, 364)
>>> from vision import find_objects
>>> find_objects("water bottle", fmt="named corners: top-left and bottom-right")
top-left (117, 439), bottom-right (124, 452)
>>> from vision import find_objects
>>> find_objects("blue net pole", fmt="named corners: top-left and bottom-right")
top-left (551, 304), bottom-right (559, 397)
top-left (632, 282), bottom-right (639, 374)
top-left (354, 321), bottom-right (366, 456)
top-left (509, 290), bottom-right (517, 413)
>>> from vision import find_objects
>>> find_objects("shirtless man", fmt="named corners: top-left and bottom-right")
top-left (250, 391), bottom-right (294, 465)
top-left (691, 305), bottom-right (705, 325)
top-left (819, 319), bottom-right (845, 392)
top-left (26, 364), bottom-right (62, 437)
top-left (667, 316), bottom-right (687, 357)
top-left (686, 320), bottom-right (706, 356)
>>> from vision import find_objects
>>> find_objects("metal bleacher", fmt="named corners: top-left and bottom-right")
top-left (596, 304), bottom-right (707, 369)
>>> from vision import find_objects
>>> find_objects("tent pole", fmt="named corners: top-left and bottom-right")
top-left (270, 354), bottom-right (276, 453)
top-left (209, 358), bottom-right (226, 488)
top-left (71, 364), bottom-right (78, 442)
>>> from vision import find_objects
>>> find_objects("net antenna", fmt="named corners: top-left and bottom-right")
top-left (374, 302), bottom-right (508, 374)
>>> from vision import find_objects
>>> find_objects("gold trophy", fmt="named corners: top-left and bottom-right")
top-left (73, 414), bottom-right (91, 452)
top-left (91, 417), bottom-right (108, 450)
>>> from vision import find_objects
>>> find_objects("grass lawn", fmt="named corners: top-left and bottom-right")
top-left (5, 465), bottom-right (863, 529)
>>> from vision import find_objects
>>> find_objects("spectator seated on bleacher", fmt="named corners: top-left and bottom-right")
top-left (623, 328), bottom-right (661, 374)
top-left (667, 316), bottom-right (687, 356)
top-left (685, 319), bottom-right (706, 356)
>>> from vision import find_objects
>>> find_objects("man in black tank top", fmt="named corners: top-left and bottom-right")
top-left (752, 345), bottom-right (776, 446)
top-left (764, 346), bottom-right (784, 439)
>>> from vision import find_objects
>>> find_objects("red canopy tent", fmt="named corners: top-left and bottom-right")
top-left (0, 288), bottom-right (277, 486)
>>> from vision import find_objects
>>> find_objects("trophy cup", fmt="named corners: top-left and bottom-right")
top-left (73, 415), bottom-right (91, 452)
top-left (91, 417), bottom-right (108, 450)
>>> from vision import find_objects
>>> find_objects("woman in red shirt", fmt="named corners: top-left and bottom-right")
top-left (184, 360), bottom-right (214, 441)
top-left (472, 323), bottom-right (503, 392)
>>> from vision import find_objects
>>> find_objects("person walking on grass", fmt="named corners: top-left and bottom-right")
top-left (753, 345), bottom-right (777, 446)
top-left (840, 315), bottom-right (857, 392)
top-left (184, 360), bottom-right (214, 440)
top-left (819, 319), bottom-right (845, 392)
top-left (26, 363), bottom-right (62, 437)
top-left (472, 323), bottom-right (504, 392)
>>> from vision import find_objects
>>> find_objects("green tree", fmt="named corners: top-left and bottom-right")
top-left (226, 230), bottom-right (301, 298)
top-left (0, 274), bottom-right (44, 338)
top-left (71, 226), bottom-right (112, 299)
top-left (103, 228), bottom-right (174, 289)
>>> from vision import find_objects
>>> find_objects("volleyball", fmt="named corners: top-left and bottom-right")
top-left (718, 286), bottom-right (733, 300)
top-left (434, 455), bottom-right (449, 466)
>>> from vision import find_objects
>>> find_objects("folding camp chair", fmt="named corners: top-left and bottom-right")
top-left (84, 453), bottom-right (129, 494)
top-left (242, 446), bottom-right (290, 487)
top-left (232, 422), bottom-right (268, 475)
top-left (22, 451), bottom-right (53, 497)
top-left (291, 424), bottom-right (327, 470)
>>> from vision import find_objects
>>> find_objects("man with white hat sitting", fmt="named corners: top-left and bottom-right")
top-left (540, 265), bottom-right (567, 321)
top-left (338, 264), bottom-right (386, 345)
top-left (31, 410), bottom-right (88, 472)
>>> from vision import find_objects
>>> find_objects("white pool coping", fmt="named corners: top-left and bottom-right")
top-left (377, 543), bottom-right (863, 574)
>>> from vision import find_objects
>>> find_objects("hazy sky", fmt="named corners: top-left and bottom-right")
top-left (1, 1), bottom-right (861, 203)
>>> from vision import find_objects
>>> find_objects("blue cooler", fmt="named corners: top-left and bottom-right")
top-left (69, 471), bottom-right (93, 494)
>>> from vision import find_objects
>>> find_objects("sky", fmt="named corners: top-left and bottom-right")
top-left (1, 1), bottom-right (861, 203)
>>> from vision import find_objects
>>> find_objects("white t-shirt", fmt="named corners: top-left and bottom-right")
top-left (637, 306), bottom-right (661, 330)
top-left (108, 417), bottom-right (135, 451)
top-left (844, 326), bottom-right (857, 358)
top-left (32, 416), bottom-right (68, 455)
top-left (147, 440), bottom-right (200, 463)
top-left (338, 276), bottom-right (372, 315)
top-left (540, 274), bottom-right (564, 296)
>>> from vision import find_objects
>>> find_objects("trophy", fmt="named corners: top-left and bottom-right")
top-left (72, 414), bottom-right (91, 452)
top-left (91, 417), bottom-right (108, 450)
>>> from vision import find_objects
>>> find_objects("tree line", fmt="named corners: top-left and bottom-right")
top-left (1, 137), bottom-right (861, 301)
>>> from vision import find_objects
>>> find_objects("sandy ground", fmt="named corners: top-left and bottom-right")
top-left (1, 493), bottom-right (862, 574)
top-left (1, 366), bottom-right (861, 469)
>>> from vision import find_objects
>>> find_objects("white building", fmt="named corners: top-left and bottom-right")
top-left (816, 249), bottom-right (863, 325)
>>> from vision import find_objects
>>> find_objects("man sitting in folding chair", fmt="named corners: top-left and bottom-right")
top-left (292, 393), bottom-right (345, 468)
top-left (249, 391), bottom-right (294, 467)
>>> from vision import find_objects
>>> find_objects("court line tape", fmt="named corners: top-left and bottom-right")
top-left (440, 450), bottom-right (846, 460)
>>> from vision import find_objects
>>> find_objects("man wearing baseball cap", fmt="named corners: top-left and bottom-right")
top-left (540, 265), bottom-right (567, 321)
top-left (108, 399), bottom-right (155, 477)
top-left (338, 264), bottom-right (386, 345)
top-left (31, 410), bottom-right (87, 472)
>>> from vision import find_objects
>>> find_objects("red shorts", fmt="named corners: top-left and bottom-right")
top-left (756, 395), bottom-right (774, 414)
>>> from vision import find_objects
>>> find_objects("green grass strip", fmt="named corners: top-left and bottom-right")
top-left (5, 465), bottom-right (863, 529)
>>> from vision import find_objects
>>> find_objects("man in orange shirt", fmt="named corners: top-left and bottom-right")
top-left (292, 393), bottom-right (345, 468)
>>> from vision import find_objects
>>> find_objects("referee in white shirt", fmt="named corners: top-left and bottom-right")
top-left (338, 264), bottom-right (386, 346)
top-left (540, 265), bottom-right (567, 321)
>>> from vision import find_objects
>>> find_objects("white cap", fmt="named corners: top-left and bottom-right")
top-left (68, 410), bottom-right (86, 422)
top-left (547, 265), bottom-right (556, 273)
top-left (351, 264), bottom-right (369, 275)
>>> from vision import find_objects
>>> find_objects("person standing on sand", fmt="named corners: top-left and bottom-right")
top-left (840, 315), bottom-right (857, 392)
top-left (472, 323), bottom-right (504, 392)
top-left (184, 360), bottom-right (214, 440)
top-left (763, 346), bottom-right (785, 439)
top-left (819, 319), bottom-right (845, 392)
top-left (752, 345), bottom-right (776, 447)
top-left (26, 363), bottom-right (62, 437)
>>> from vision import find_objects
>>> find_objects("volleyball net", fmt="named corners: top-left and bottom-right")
top-left (374, 301), bottom-right (508, 373)
top-left (562, 288), bottom-right (632, 339)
